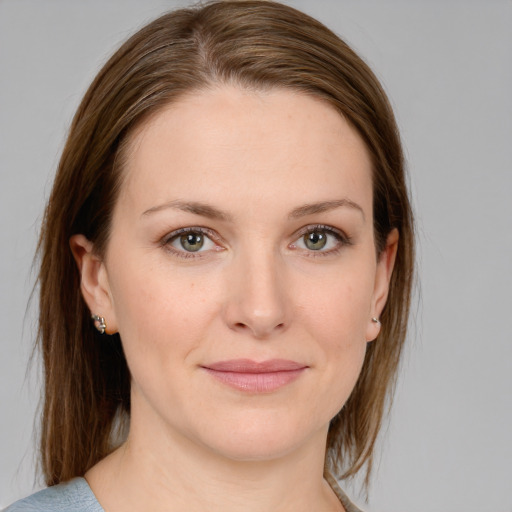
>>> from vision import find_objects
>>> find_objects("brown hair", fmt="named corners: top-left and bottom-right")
top-left (37, 0), bottom-right (414, 489)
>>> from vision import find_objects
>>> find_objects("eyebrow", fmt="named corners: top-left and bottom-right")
top-left (142, 198), bottom-right (365, 222)
top-left (288, 199), bottom-right (365, 221)
top-left (142, 200), bottom-right (233, 221)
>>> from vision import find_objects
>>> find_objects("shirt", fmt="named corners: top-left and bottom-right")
top-left (4, 476), bottom-right (363, 512)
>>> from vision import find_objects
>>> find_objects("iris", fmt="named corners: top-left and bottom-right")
top-left (180, 233), bottom-right (204, 252)
top-left (304, 231), bottom-right (327, 250)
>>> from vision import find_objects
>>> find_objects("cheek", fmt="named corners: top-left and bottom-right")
top-left (295, 264), bottom-right (375, 345)
top-left (107, 257), bottom-right (223, 366)
top-left (291, 262), bottom-right (374, 406)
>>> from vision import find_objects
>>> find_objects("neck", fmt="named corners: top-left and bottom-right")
top-left (86, 393), bottom-right (342, 512)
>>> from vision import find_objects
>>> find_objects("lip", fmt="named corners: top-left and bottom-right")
top-left (201, 359), bottom-right (308, 393)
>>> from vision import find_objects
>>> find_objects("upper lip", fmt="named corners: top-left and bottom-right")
top-left (202, 359), bottom-right (307, 373)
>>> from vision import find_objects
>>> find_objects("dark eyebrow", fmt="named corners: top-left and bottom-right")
top-left (288, 199), bottom-right (365, 221)
top-left (142, 200), bottom-right (232, 221)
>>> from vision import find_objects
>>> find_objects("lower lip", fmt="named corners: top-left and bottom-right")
top-left (202, 368), bottom-right (306, 393)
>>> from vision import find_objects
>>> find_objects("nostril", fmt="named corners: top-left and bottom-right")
top-left (231, 321), bottom-right (286, 336)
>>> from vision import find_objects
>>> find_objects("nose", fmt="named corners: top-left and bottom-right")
top-left (222, 249), bottom-right (289, 339)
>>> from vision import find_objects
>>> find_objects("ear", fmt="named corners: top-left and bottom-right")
top-left (366, 228), bottom-right (399, 342)
top-left (69, 234), bottom-right (118, 334)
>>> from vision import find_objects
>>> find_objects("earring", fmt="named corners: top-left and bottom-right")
top-left (371, 317), bottom-right (381, 325)
top-left (91, 314), bottom-right (107, 334)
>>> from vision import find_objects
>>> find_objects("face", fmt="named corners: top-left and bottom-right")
top-left (74, 86), bottom-right (396, 462)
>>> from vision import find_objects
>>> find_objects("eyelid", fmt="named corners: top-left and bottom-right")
top-left (295, 224), bottom-right (349, 240)
top-left (290, 224), bottom-right (352, 254)
top-left (160, 226), bottom-right (224, 258)
top-left (161, 226), bottom-right (218, 244)
top-left (158, 224), bottom-right (351, 259)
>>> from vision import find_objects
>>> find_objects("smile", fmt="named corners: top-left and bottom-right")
top-left (201, 359), bottom-right (308, 393)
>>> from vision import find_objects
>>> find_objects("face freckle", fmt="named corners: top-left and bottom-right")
top-left (102, 85), bottom-right (388, 462)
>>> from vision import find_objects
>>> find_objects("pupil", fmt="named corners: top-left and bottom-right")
top-left (305, 231), bottom-right (327, 250)
top-left (181, 233), bottom-right (204, 252)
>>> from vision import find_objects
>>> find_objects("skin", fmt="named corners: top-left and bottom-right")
top-left (71, 86), bottom-right (397, 512)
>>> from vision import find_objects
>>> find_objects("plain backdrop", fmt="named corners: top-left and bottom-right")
top-left (1, 1), bottom-right (511, 510)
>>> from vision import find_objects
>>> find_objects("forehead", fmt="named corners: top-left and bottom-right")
top-left (118, 86), bottom-right (373, 217)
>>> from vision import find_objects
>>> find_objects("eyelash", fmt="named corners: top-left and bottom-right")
top-left (160, 227), bottom-right (222, 259)
top-left (291, 224), bottom-right (352, 257)
top-left (159, 224), bottom-right (352, 259)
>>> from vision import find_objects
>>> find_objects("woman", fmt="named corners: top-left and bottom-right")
top-left (5, 1), bottom-right (414, 511)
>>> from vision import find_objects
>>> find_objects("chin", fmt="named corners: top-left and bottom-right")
top-left (190, 409), bottom-right (328, 464)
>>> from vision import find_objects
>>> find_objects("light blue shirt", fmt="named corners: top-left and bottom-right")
top-left (3, 478), bottom-right (104, 512)
top-left (4, 474), bottom-right (362, 512)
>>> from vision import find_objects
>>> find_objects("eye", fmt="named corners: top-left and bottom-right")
top-left (303, 231), bottom-right (328, 251)
top-left (174, 232), bottom-right (206, 252)
top-left (163, 227), bottom-right (220, 257)
top-left (291, 225), bottom-right (349, 254)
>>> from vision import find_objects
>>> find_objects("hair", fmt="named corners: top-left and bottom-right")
top-left (37, 0), bottom-right (414, 490)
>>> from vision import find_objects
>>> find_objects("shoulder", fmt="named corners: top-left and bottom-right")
top-left (3, 478), bottom-right (104, 512)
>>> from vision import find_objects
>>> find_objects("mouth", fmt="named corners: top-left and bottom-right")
top-left (200, 359), bottom-right (308, 393)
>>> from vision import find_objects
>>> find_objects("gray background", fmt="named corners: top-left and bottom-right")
top-left (1, 0), bottom-right (511, 510)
